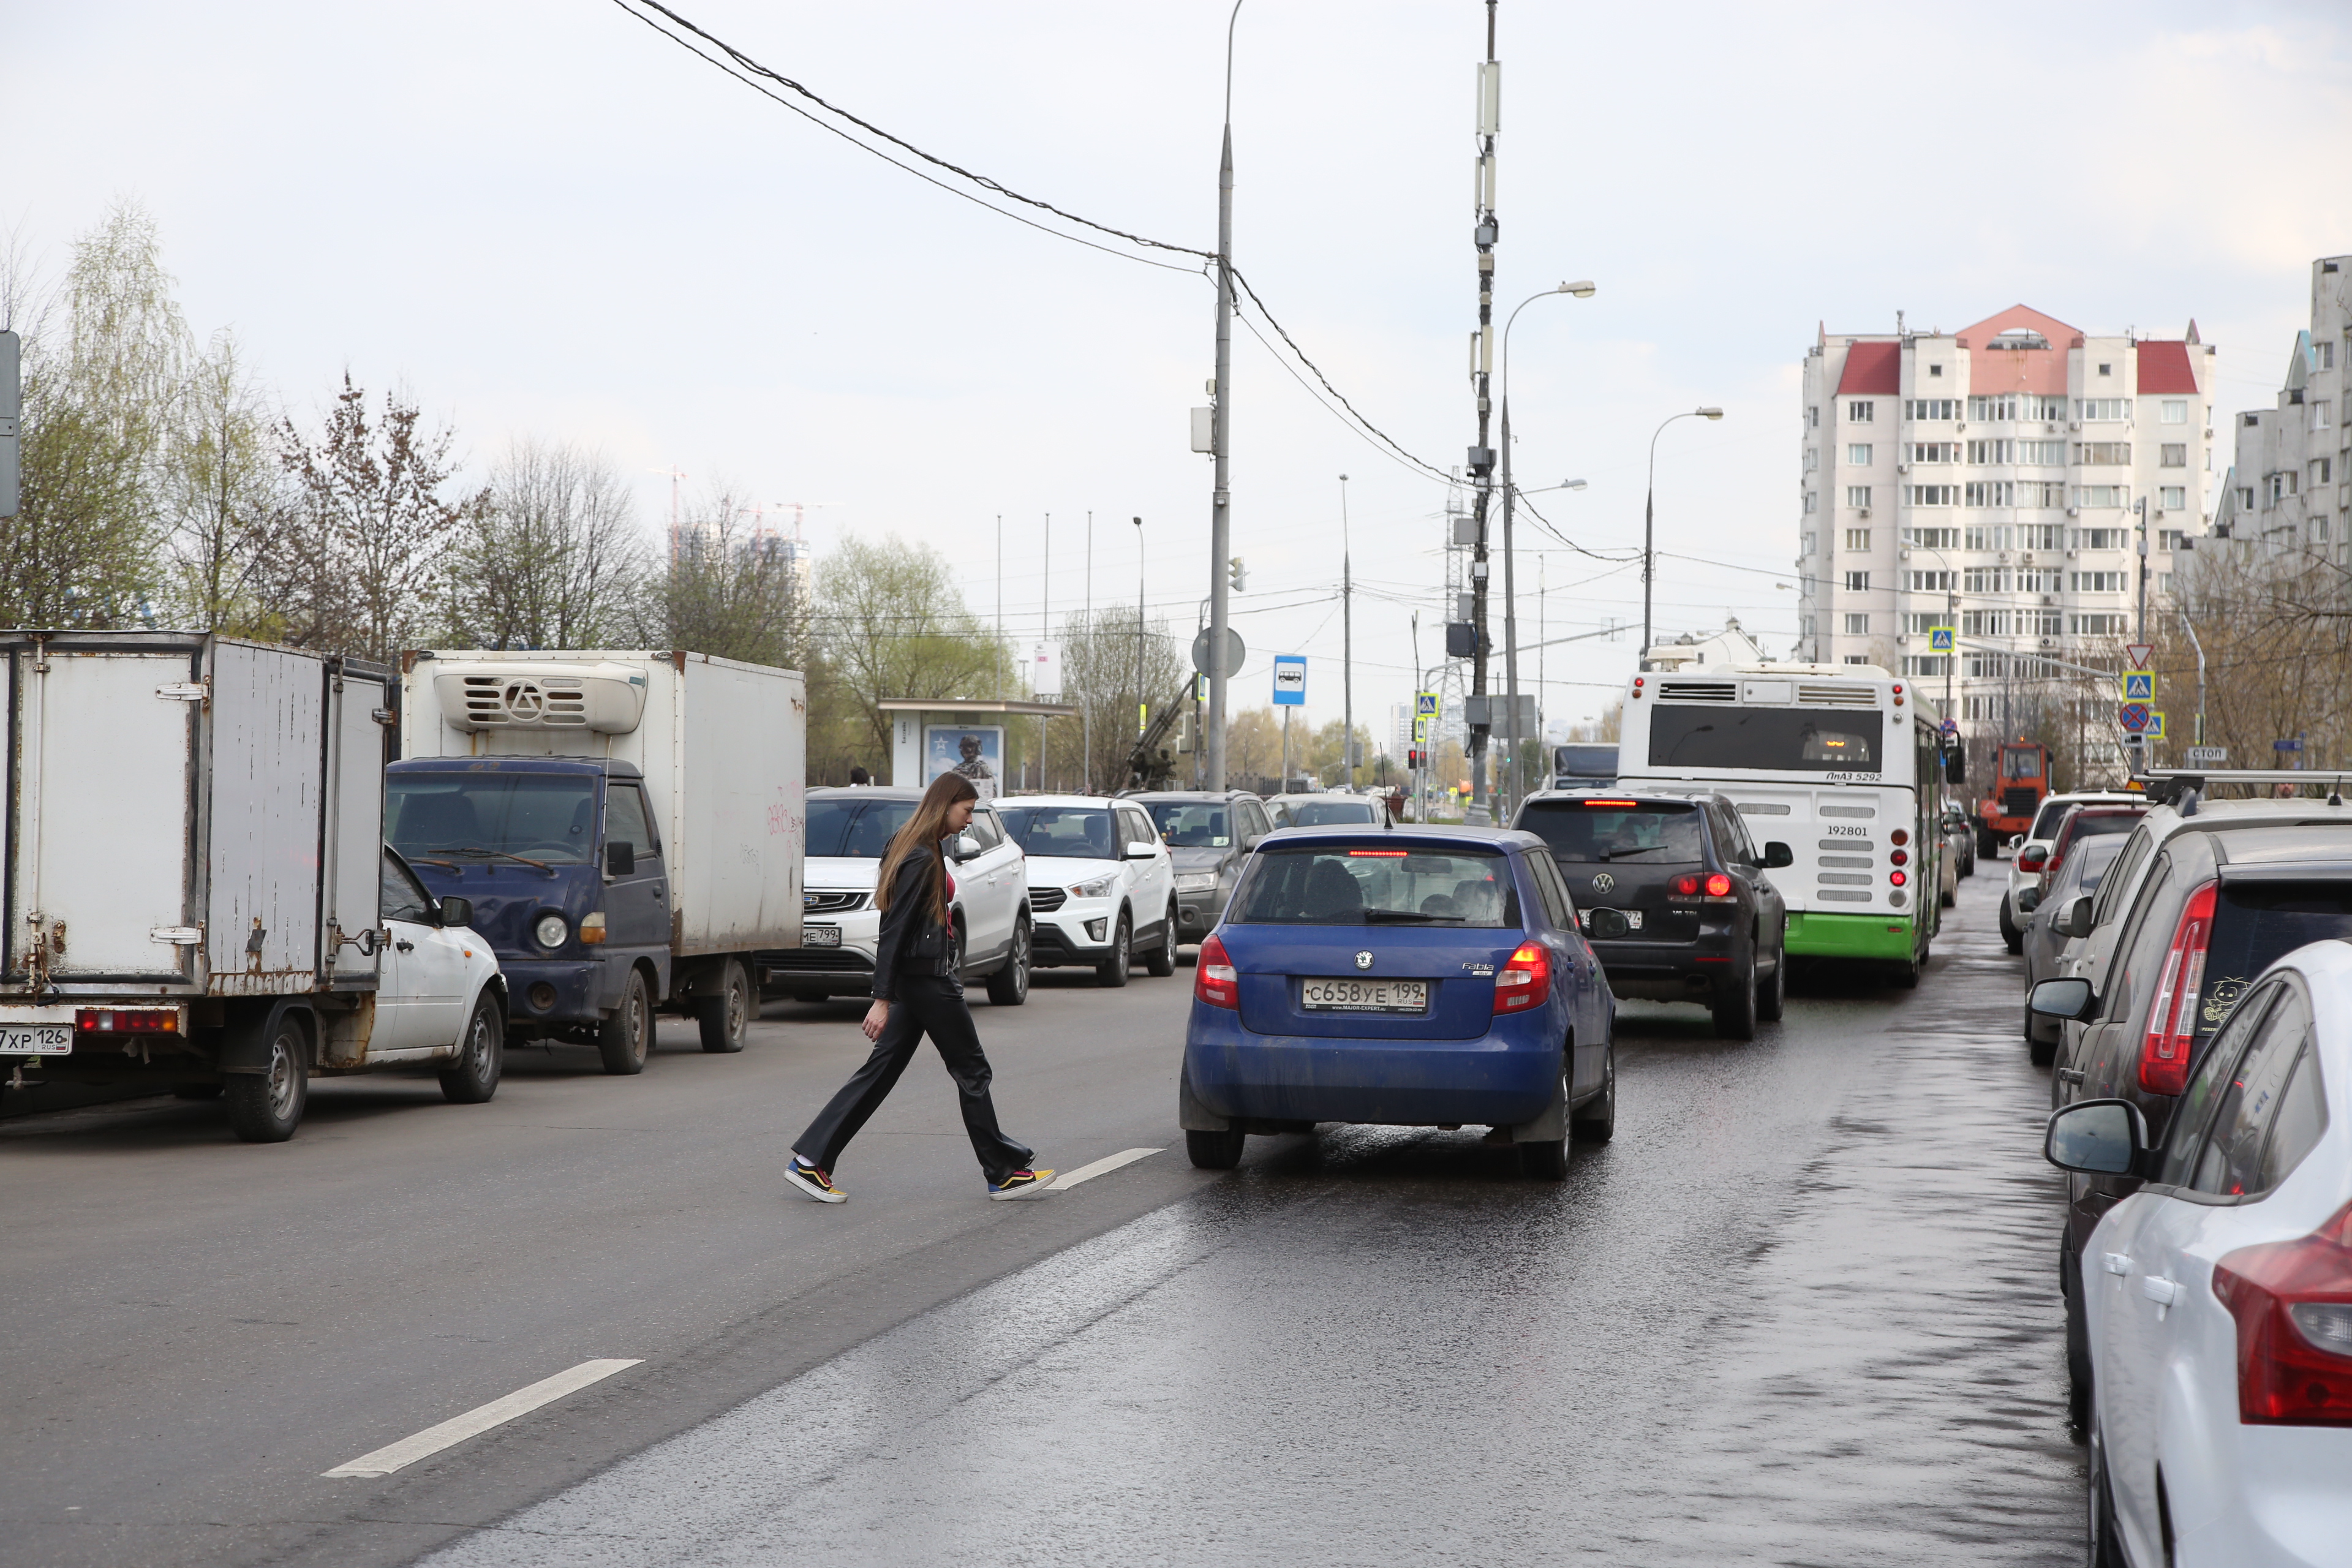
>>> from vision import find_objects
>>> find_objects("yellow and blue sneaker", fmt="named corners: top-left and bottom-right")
top-left (987, 1168), bottom-right (1054, 1200)
top-left (785, 1156), bottom-right (847, 1204)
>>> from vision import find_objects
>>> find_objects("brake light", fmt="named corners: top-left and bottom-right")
top-left (1194, 933), bottom-right (1238, 1010)
top-left (2139, 880), bottom-right (2218, 1095)
top-left (1889, 869), bottom-right (1907, 887)
top-left (1492, 942), bottom-right (1551, 1013)
top-left (1890, 828), bottom-right (1909, 846)
top-left (1630, 677), bottom-right (1645, 698)
top-left (1705, 873), bottom-right (1732, 897)
top-left (1890, 849), bottom-right (1908, 865)
top-left (75, 1009), bottom-right (177, 1033)
top-left (2214, 1202), bottom-right (2352, 1425)
top-left (1581, 800), bottom-right (1640, 809)
top-left (1348, 850), bottom-right (1407, 858)
top-left (1670, 874), bottom-right (1700, 897)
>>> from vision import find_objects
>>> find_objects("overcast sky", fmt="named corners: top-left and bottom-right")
top-left (12, 1), bottom-right (2350, 741)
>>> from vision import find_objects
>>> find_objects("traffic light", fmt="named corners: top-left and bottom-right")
top-left (1228, 556), bottom-right (1247, 592)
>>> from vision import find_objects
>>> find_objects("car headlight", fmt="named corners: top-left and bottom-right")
top-left (533, 913), bottom-right (568, 949)
top-left (1068, 873), bottom-right (1118, 899)
top-left (1174, 871), bottom-right (1219, 894)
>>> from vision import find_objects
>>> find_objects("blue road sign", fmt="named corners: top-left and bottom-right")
top-left (2276, 737), bottom-right (2304, 753)
top-left (1928, 626), bottom-right (1954, 653)
top-left (2122, 671), bottom-right (2154, 702)
top-left (1940, 718), bottom-right (1959, 736)
top-left (2119, 701), bottom-right (2152, 734)
top-left (1272, 655), bottom-right (1306, 706)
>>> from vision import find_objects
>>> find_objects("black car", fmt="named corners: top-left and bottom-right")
top-left (1512, 789), bottom-right (1792, 1039)
top-left (2032, 794), bottom-right (2352, 1417)
top-left (1128, 790), bottom-right (1275, 948)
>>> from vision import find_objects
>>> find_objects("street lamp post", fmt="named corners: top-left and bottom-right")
top-left (1204, 0), bottom-right (1245, 791)
top-left (1340, 473), bottom-right (1353, 790)
top-left (1642, 407), bottom-right (1725, 666)
top-left (1133, 516), bottom-right (1146, 767)
top-left (1498, 281), bottom-right (1594, 821)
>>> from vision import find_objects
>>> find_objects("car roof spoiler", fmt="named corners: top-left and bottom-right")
top-left (2140, 770), bottom-right (2350, 816)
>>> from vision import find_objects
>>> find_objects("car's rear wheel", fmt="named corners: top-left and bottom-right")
top-left (1999, 897), bottom-right (2023, 954)
top-left (1570, 1042), bottom-right (1615, 1144)
top-left (1713, 959), bottom-right (1758, 1039)
top-left (440, 992), bottom-right (505, 1103)
top-left (1186, 1127), bottom-right (1244, 1169)
top-left (1145, 903), bottom-right (1178, 978)
top-left (2086, 1412), bottom-right (2127, 1567)
top-left (986, 919), bottom-right (1031, 1006)
top-left (1095, 913), bottom-right (1131, 988)
top-left (1755, 945), bottom-right (1785, 1023)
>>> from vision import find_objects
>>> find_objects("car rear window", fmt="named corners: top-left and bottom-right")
top-left (2192, 883), bottom-right (2352, 1036)
top-left (1283, 801), bottom-right (1380, 826)
top-left (2061, 812), bottom-right (2143, 846)
top-left (1518, 801), bottom-right (1702, 864)
top-left (1230, 847), bottom-right (1519, 927)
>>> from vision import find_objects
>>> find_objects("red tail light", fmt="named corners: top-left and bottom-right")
top-left (1889, 870), bottom-right (1907, 886)
top-left (1670, 873), bottom-right (1699, 897)
top-left (1704, 873), bottom-right (1732, 897)
top-left (75, 1008), bottom-right (177, 1033)
top-left (1493, 942), bottom-right (1551, 1013)
top-left (2214, 1202), bottom-right (2352, 1425)
top-left (1194, 934), bottom-right (1238, 1010)
top-left (2139, 880), bottom-right (2218, 1095)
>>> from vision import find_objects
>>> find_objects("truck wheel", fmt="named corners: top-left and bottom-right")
top-left (224, 1016), bottom-right (308, 1143)
top-left (598, 969), bottom-right (652, 1075)
top-left (1145, 903), bottom-right (1179, 978)
top-left (986, 919), bottom-right (1031, 1006)
top-left (440, 992), bottom-right (505, 1103)
top-left (1186, 1127), bottom-right (1244, 1169)
top-left (696, 959), bottom-right (751, 1054)
top-left (1095, 913), bottom-right (1132, 988)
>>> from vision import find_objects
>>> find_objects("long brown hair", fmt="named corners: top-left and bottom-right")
top-left (873, 771), bottom-right (978, 927)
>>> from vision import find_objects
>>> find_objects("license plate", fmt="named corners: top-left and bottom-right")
top-left (1581, 908), bottom-right (1643, 932)
top-left (1, 1025), bottom-right (71, 1056)
top-left (1301, 977), bottom-right (1428, 1014)
top-left (803, 926), bottom-right (842, 948)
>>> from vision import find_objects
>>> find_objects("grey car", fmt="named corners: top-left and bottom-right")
top-left (1130, 790), bottom-right (1274, 948)
top-left (2018, 834), bottom-right (2125, 1064)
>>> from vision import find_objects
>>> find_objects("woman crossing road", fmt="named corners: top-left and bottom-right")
top-left (785, 772), bottom-right (1050, 1203)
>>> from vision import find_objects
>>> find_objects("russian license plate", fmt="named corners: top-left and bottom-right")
top-left (1583, 908), bottom-right (1643, 932)
top-left (803, 926), bottom-right (842, 948)
top-left (1301, 977), bottom-right (1428, 1014)
top-left (1, 1025), bottom-right (71, 1056)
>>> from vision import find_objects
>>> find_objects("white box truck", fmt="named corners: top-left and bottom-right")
top-left (0, 632), bottom-right (510, 1141)
top-left (392, 649), bottom-right (804, 1072)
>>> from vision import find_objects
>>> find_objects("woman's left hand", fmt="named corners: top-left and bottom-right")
top-left (862, 1000), bottom-right (890, 1041)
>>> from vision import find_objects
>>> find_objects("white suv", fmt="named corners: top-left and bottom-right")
top-left (763, 786), bottom-right (1033, 1006)
top-left (996, 796), bottom-right (1177, 987)
top-left (2003, 789), bottom-right (2145, 953)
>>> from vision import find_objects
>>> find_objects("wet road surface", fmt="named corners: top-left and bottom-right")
top-left (410, 872), bottom-right (2085, 1567)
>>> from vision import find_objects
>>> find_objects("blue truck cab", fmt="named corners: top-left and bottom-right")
top-left (386, 756), bottom-right (674, 1071)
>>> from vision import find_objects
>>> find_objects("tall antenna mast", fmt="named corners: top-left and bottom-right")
top-left (1464, 0), bottom-right (1501, 821)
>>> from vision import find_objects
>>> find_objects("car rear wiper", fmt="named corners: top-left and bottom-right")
top-left (1363, 908), bottom-right (1466, 924)
top-left (436, 845), bottom-right (553, 871)
top-left (1600, 845), bottom-right (1674, 859)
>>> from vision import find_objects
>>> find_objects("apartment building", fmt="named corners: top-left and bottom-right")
top-left (2211, 255), bottom-right (2351, 564)
top-left (1795, 304), bottom-right (2216, 728)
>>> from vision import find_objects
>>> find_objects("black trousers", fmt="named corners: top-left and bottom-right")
top-left (793, 976), bottom-right (1033, 1185)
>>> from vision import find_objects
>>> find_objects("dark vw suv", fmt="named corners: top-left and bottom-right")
top-left (1513, 789), bottom-right (1792, 1039)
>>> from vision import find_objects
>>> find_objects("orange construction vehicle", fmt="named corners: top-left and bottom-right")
top-left (1975, 739), bottom-right (2050, 856)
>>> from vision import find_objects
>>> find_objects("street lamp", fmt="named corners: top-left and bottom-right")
top-left (1498, 281), bottom-right (1596, 820)
top-left (1642, 407), bottom-right (1725, 666)
top-left (1204, 0), bottom-right (1246, 790)
top-left (1340, 473), bottom-right (1354, 790)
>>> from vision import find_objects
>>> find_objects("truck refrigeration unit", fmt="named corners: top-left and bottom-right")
top-left (392, 649), bottom-right (805, 1073)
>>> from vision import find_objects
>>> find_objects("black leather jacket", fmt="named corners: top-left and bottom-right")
top-left (870, 846), bottom-right (954, 1001)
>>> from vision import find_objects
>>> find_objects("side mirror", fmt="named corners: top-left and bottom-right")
top-left (2005, 834), bottom-right (2025, 852)
top-left (1588, 908), bottom-right (1631, 940)
top-left (1125, 842), bottom-right (1157, 859)
top-left (2016, 887), bottom-right (2041, 914)
top-left (1761, 842), bottom-right (1794, 869)
top-left (952, 833), bottom-right (982, 862)
top-left (2043, 1099), bottom-right (2149, 1176)
top-left (2017, 846), bottom-right (2048, 873)
top-left (1945, 750), bottom-right (1967, 785)
top-left (2029, 976), bottom-right (2097, 1022)
top-left (2055, 894), bottom-right (2094, 938)
top-left (437, 895), bottom-right (473, 929)
top-left (606, 840), bottom-right (635, 877)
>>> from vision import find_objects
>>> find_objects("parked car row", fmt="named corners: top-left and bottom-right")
top-left (2015, 773), bottom-right (2352, 1564)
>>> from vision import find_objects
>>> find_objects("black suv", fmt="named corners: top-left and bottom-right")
top-left (1127, 790), bottom-right (1273, 948)
top-left (1512, 789), bottom-right (1793, 1039)
top-left (2031, 790), bottom-right (2352, 1415)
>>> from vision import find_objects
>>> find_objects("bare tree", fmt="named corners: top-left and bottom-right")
top-left (1046, 606), bottom-right (1189, 790)
top-left (448, 438), bottom-right (646, 649)
top-left (163, 329), bottom-right (286, 633)
top-left (636, 482), bottom-right (805, 668)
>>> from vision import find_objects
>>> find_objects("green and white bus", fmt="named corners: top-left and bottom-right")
top-left (1615, 662), bottom-right (1944, 982)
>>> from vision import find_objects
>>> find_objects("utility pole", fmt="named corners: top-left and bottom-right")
top-left (2130, 494), bottom-right (2150, 774)
top-left (1464, 0), bottom-right (1501, 823)
top-left (1042, 511), bottom-right (1051, 791)
top-left (1084, 510), bottom-right (1093, 791)
top-left (1340, 472), bottom-right (1353, 790)
top-left (2177, 605), bottom-right (2207, 745)
top-left (1205, 1), bottom-right (1244, 792)
top-left (1133, 516), bottom-right (1146, 760)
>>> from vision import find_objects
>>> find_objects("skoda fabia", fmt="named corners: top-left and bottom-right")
top-left (1180, 824), bottom-right (1620, 1178)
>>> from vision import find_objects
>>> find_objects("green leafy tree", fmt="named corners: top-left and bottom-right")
top-left (815, 534), bottom-right (1011, 763)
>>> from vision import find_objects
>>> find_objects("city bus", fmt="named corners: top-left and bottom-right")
top-left (1615, 662), bottom-right (1944, 983)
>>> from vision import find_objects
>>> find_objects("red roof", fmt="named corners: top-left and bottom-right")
top-left (1835, 341), bottom-right (1900, 395)
top-left (2136, 341), bottom-right (2199, 394)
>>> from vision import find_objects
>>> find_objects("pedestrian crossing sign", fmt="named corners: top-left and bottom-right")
top-left (2121, 669), bottom-right (2154, 702)
top-left (1928, 626), bottom-right (1954, 653)
top-left (2147, 710), bottom-right (2166, 741)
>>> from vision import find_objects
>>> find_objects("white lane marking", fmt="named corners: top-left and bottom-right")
top-left (322, 1359), bottom-right (644, 1479)
top-left (1047, 1147), bottom-right (1164, 1191)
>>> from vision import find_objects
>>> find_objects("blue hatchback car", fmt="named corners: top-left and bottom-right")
top-left (1181, 825), bottom-right (1621, 1178)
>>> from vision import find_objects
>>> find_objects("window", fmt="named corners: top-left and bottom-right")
top-left (1231, 846), bottom-right (1518, 928)
top-left (2070, 572), bottom-right (2127, 594)
top-left (1847, 443), bottom-right (1874, 466)
top-left (380, 851), bottom-right (434, 924)
top-left (1904, 398), bottom-right (1959, 421)
top-left (2028, 395), bottom-right (2068, 421)
top-left (1800, 531), bottom-right (1817, 557)
top-left (2019, 481), bottom-right (2066, 508)
top-left (1807, 404), bottom-right (1820, 428)
top-left (2158, 442), bottom-right (2187, 467)
top-left (386, 771), bottom-right (601, 866)
top-left (1902, 526), bottom-right (1958, 549)
top-left (2319, 342), bottom-right (2339, 371)
top-left (2313, 458), bottom-right (2335, 488)
top-left (1969, 394), bottom-right (2018, 422)
top-left (2318, 519), bottom-right (2333, 544)
top-left (2078, 398), bottom-right (2133, 421)
top-left (2018, 524), bottom-right (2064, 551)
top-left (2076, 441), bottom-right (2133, 465)
top-left (1905, 484), bottom-right (1958, 506)
top-left (1145, 801), bottom-right (1234, 848)
top-left (1909, 442), bottom-right (1959, 463)
top-left (1849, 399), bottom-right (1875, 423)
top-left (2070, 612), bottom-right (2129, 634)
top-left (605, 785), bottom-right (660, 861)
top-left (1845, 485), bottom-right (1872, 509)
top-left (2157, 527), bottom-right (2186, 549)
top-left (2318, 404), bottom-right (2334, 432)
top-left (2023, 607), bottom-right (2064, 633)
top-left (1965, 524), bottom-right (2011, 551)
top-left (1964, 567), bottom-right (2010, 594)
top-left (1904, 612), bottom-right (1943, 634)
top-left (1804, 491), bottom-right (1818, 514)
top-left (2239, 485), bottom-right (2257, 510)
top-left (1844, 527), bottom-right (1872, 551)
top-left (2097, 362), bottom-right (2113, 376)
top-left (2074, 484), bottom-right (2130, 510)
top-left (2019, 567), bottom-right (2063, 594)
top-left (1804, 447), bottom-right (1819, 471)
top-left (2189, 985), bottom-right (2315, 1199)
top-left (2162, 399), bottom-right (2188, 424)
top-left (1646, 707), bottom-right (1879, 772)
top-left (997, 805), bottom-right (1120, 858)
top-left (1906, 570), bottom-right (1953, 592)
top-left (1901, 655), bottom-right (1950, 677)
top-left (1961, 608), bottom-right (2010, 636)
top-left (1844, 570), bottom-right (1871, 592)
top-left (1966, 439), bottom-right (2015, 464)
top-left (1842, 654), bottom-right (1869, 665)
top-left (1928, 363), bottom-right (1944, 377)
top-left (2018, 440), bottom-right (2068, 466)
top-left (2158, 487), bottom-right (2186, 511)
top-left (2073, 527), bottom-right (2127, 550)
top-left (1844, 612), bottom-right (1869, 635)
top-left (1964, 481), bottom-right (2014, 507)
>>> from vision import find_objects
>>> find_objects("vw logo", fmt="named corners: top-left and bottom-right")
top-left (1354, 950), bottom-right (1374, 971)
top-left (1591, 873), bottom-right (1616, 894)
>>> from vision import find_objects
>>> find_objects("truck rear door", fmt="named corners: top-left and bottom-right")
top-left (7, 646), bottom-right (202, 984)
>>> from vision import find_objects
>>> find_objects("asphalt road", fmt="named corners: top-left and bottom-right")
top-left (4, 870), bottom-right (2085, 1567)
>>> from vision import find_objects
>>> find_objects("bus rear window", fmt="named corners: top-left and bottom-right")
top-left (1647, 707), bottom-right (1880, 774)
